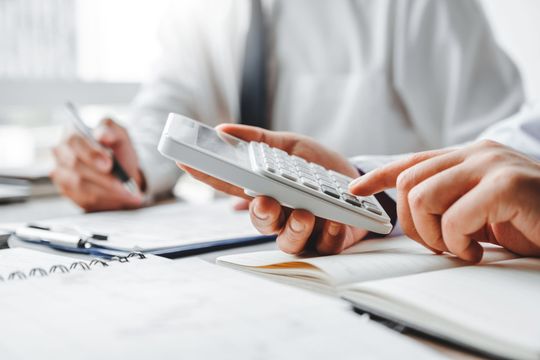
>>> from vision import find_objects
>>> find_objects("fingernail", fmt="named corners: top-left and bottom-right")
top-left (328, 222), bottom-right (340, 237)
top-left (290, 216), bottom-right (305, 233)
top-left (253, 202), bottom-right (269, 221)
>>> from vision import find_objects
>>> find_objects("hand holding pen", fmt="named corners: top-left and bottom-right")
top-left (50, 103), bottom-right (145, 211)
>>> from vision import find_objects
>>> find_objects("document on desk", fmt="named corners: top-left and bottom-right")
top-left (19, 199), bottom-right (271, 256)
top-left (0, 257), bottom-right (442, 360)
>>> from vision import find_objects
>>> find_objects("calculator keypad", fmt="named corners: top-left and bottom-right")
top-left (248, 142), bottom-right (386, 219)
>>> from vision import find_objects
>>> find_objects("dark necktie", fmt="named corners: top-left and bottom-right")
top-left (240, 0), bottom-right (267, 128)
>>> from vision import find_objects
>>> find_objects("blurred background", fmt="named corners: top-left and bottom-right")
top-left (0, 0), bottom-right (539, 189)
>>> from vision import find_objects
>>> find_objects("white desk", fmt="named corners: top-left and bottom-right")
top-left (0, 196), bottom-right (483, 360)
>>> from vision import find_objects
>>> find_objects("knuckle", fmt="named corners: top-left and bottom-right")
top-left (397, 205), bottom-right (419, 241)
top-left (477, 139), bottom-right (502, 150)
top-left (481, 150), bottom-right (507, 166)
top-left (490, 168), bottom-right (522, 192)
top-left (276, 233), bottom-right (304, 254)
top-left (441, 213), bottom-right (458, 235)
top-left (409, 151), bottom-right (429, 164)
top-left (396, 169), bottom-right (415, 192)
top-left (316, 237), bottom-right (343, 255)
top-left (400, 220), bottom-right (416, 240)
top-left (408, 187), bottom-right (426, 212)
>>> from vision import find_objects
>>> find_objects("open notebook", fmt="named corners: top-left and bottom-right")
top-left (217, 236), bottom-right (540, 360)
top-left (0, 248), bottom-right (441, 359)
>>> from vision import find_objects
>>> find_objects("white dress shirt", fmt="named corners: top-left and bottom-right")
top-left (127, 0), bottom-right (523, 197)
top-left (478, 103), bottom-right (540, 161)
top-left (353, 103), bottom-right (540, 179)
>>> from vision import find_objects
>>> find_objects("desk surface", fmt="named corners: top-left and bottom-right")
top-left (0, 196), bottom-right (483, 360)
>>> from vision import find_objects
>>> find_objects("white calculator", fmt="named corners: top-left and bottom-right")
top-left (158, 113), bottom-right (392, 234)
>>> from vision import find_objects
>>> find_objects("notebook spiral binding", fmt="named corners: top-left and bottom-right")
top-left (0, 252), bottom-right (146, 282)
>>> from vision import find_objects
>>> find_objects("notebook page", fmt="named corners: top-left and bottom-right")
top-left (35, 199), bottom-right (261, 251)
top-left (218, 237), bottom-right (516, 287)
top-left (0, 258), bottom-right (442, 360)
top-left (217, 236), bottom-right (423, 268)
top-left (344, 258), bottom-right (540, 359)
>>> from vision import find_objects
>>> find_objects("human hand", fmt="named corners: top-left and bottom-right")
top-left (51, 118), bottom-right (145, 211)
top-left (349, 140), bottom-right (540, 262)
top-left (178, 124), bottom-right (367, 254)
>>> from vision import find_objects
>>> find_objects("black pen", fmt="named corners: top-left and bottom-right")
top-left (65, 102), bottom-right (139, 195)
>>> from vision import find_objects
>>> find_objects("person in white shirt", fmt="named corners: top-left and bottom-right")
top-left (179, 106), bottom-right (540, 260)
top-left (51, 0), bottom-right (523, 211)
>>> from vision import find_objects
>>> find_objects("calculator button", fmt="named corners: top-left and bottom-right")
top-left (315, 170), bottom-right (332, 178)
top-left (280, 165), bottom-right (297, 174)
top-left (280, 170), bottom-right (298, 182)
top-left (263, 156), bottom-right (276, 165)
top-left (300, 177), bottom-right (320, 190)
top-left (311, 163), bottom-right (326, 173)
top-left (279, 159), bottom-right (294, 168)
top-left (342, 193), bottom-right (362, 207)
top-left (292, 156), bottom-right (309, 166)
top-left (273, 148), bottom-right (289, 158)
top-left (334, 177), bottom-right (350, 187)
top-left (321, 185), bottom-right (340, 199)
top-left (297, 171), bottom-right (317, 182)
top-left (318, 179), bottom-right (335, 189)
top-left (295, 163), bottom-right (312, 173)
top-left (329, 170), bottom-right (349, 180)
top-left (362, 201), bottom-right (383, 215)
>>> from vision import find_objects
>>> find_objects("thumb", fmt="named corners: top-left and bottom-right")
top-left (216, 123), bottom-right (289, 150)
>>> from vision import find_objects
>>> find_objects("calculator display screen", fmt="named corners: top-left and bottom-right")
top-left (165, 114), bottom-right (251, 169)
top-left (195, 125), bottom-right (250, 168)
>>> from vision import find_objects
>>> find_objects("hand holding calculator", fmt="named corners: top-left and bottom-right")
top-left (158, 113), bottom-right (392, 235)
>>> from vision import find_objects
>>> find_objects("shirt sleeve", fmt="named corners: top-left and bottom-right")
top-left (478, 103), bottom-right (540, 161)
top-left (393, 0), bottom-right (524, 148)
top-left (125, 3), bottom-right (199, 199)
top-left (350, 104), bottom-right (540, 237)
top-left (125, 1), bottom-right (246, 199)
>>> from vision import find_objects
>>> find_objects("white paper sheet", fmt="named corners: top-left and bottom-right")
top-left (0, 257), bottom-right (442, 360)
top-left (36, 199), bottom-right (263, 251)
top-left (218, 236), bottom-right (517, 288)
top-left (345, 258), bottom-right (540, 360)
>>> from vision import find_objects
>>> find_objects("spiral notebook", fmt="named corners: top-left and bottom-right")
top-left (0, 249), bottom-right (440, 359)
top-left (0, 248), bottom-right (166, 282)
